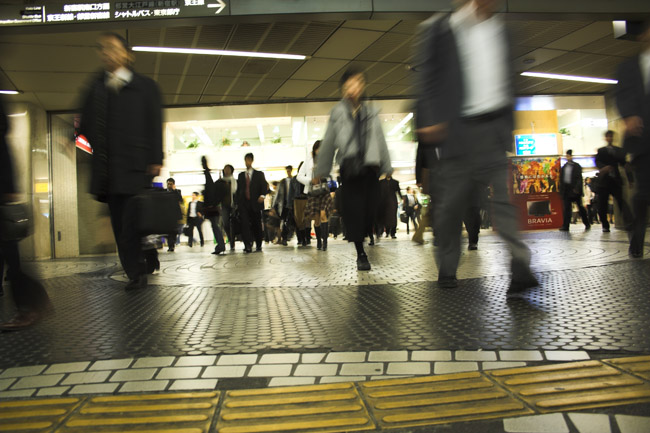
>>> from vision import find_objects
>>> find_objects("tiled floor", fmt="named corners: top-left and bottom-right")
top-left (0, 226), bottom-right (649, 431)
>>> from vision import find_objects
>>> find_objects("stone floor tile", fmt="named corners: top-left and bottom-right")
top-left (61, 371), bottom-right (110, 385)
top-left (90, 359), bottom-right (134, 371)
top-left (217, 355), bottom-right (258, 365)
top-left (44, 362), bottom-right (90, 375)
top-left (119, 380), bottom-right (169, 393)
top-left (269, 377), bottom-right (316, 387)
top-left (545, 351), bottom-right (590, 361)
top-left (0, 378), bottom-right (15, 391)
top-left (0, 365), bottom-right (46, 379)
top-left (434, 362), bottom-right (478, 375)
top-left (325, 352), bottom-right (366, 363)
top-left (248, 364), bottom-right (292, 377)
top-left (370, 376), bottom-right (410, 381)
top-left (615, 415), bottom-right (650, 433)
top-left (36, 386), bottom-right (70, 397)
top-left (259, 354), bottom-right (300, 364)
top-left (340, 363), bottom-right (384, 376)
top-left (69, 383), bottom-right (119, 395)
top-left (568, 413), bottom-right (611, 433)
top-left (483, 362), bottom-right (527, 370)
top-left (175, 356), bottom-right (217, 367)
top-left (294, 364), bottom-right (338, 377)
top-left (504, 413), bottom-right (569, 433)
top-left (169, 379), bottom-right (218, 391)
top-left (368, 351), bottom-right (408, 362)
top-left (320, 376), bottom-right (364, 384)
top-left (156, 367), bottom-right (202, 380)
top-left (0, 389), bottom-right (36, 398)
top-left (455, 350), bottom-right (497, 361)
top-left (500, 350), bottom-right (544, 361)
top-left (386, 362), bottom-right (431, 375)
top-left (301, 354), bottom-right (325, 363)
top-left (411, 351), bottom-right (452, 361)
top-left (203, 366), bottom-right (247, 378)
top-left (12, 374), bottom-right (64, 390)
top-left (132, 357), bottom-right (176, 368)
top-left (110, 368), bottom-right (158, 382)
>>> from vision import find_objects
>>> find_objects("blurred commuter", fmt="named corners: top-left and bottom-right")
top-left (616, 21), bottom-right (650, 257)
top-left (559, 149), bottom-right (590, 231)
top-left (186, 192), bottom-right (205, 247)
top-left (378, 174), bottom-right (401, 238)
top-left (0, 99), bottom-right (52, 330)
top-left (221, 164), bottom-right (237, 251)
top-left (585, 177), bottom-right (599, 224)
top-left (236, 153), bottom-right (268, 253)
top-left (79, 32), bottom-right (163, 291)
top-left (165, 177), bottom-right (183, 251)
top-left (291, 161), bottom-right (309, 246)
top-left (273, 165), bottom-right (295, 246)
top-left (202, 156), bottom-right (228, 255)
top-left (299, 141), bottom-right (333, 251)
top-left (413, 0), bottom-right (537, 294)
top-left (595, 130), bottom-right (633, 232)
top-left (464, 184), bottom-right (483, 249)
top-left (314, 67), bottom-right (393, 270)
top-left (403, 187), bottom-right (419, 234)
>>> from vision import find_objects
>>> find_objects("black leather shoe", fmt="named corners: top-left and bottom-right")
top-left (468, 243), bottom-right (478, 251)
top-left (507, 274), bottom-right (538, 298)
top-left (357, 254), bottom-right (371, 271)
top-left (603, 228), bottom-right (610, 233)
top-left (244, 248), bottom-right (252, 253)
top-left (438, 277), bottom-right (458, 289)
top-left (125, 275), bottom-right (147, 291)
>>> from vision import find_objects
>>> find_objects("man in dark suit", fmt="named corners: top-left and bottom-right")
top-left (559, 149), bottom-right (590, 231)
top-left (186, 192), bottom-right (205, 247)
top-left (79, 32), bottom-right (162, 291)
top-left (166, 178), bottom-right (183, 252)
top-left (616, 21), bottom-right (650, 257)
top-left (378, 174), bottom-right (401, 238)
top-left (273, 165), bottom-right (295, 246)
top-left (236, 153), bottom-right (268, 253)
top-left (594, 130), bottom-right (633, 233)
top-left (414, 0), bottom-right (537, 295)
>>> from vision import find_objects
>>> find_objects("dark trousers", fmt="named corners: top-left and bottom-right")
top-left (167, 231), bottom-right (177, 250)
top-left (597, 181), bottom-right (633, 230)
top-left (561, 194), bottom-right (589, 229)
top-left (107, 195), bottom-right (144, 280)
top-left (240, 200), bottom-right (263, 248)
top-left (221, 205), bottom-right (234, 248)
top-left (281, 207), bottom-right (294, 242)
top-left (187, 216), bottom-right (204, 247)
top-left (341, 169), bottom-right (379, 243)
top-left (0, 241), bottom-right (50, 313)
top-left (463, 205), bottom-right (481, 244)
top-left (207, 215), bottom-right (225, 252)
top-left (405, 208), bottom-right (418, 233)
top-left (630, 154), bottom-right (650, 254)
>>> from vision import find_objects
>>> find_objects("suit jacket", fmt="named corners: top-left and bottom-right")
top-left (414, 13), bottom-right (514, 159)
top-left (236, 169), bottom-right (268, 212)
top-left (616, 55), bottom-right (650, 157)
top-left (79, 71), bottom-right (163, 199)
top-left (187, 200), bottom-right (205, 219)
top-left (0, 100), bottom-right (15, 196)
top-left (559, 161), bottom-right (583, 197)
top-left (595, 145), bottom-right (627, 186)
top-left (273, 177), bottom-right (291, 214)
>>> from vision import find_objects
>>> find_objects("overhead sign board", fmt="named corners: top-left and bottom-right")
top-left (0, 1), bottom-right (227, 27)
top-left (515, 133), bottom-right (559, 156)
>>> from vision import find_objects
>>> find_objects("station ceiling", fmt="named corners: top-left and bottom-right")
top-left (0, 16), bottom-right (645, 112)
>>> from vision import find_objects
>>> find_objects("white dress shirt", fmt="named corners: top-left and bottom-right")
top-left (105, 66), bottom-right (133, 92)
top-left (189, 200), bottom-right (198, 217)
top-left (450, 3), bottom-right (510, 116)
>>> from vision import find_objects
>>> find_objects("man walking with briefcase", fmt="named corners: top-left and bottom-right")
top-left (79, 32), bottom-right (163, 291)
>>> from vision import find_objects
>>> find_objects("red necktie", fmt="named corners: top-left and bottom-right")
top-left (246, 172), bottom-right (251, 200)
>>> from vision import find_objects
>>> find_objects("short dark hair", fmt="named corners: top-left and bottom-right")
top-left (312, 140), bottom-right (321, 159)
top-left (340, 66), bottom-right (366, 88)
top-left (566, 149), bottom-right (573, 156)
top-left (192, 191), bottom-right (199, 196)
top-left (223, 164), bottom-right (234, 173)
top-left (285, 165), bottom-right (293, 170)
top-left (166, 178), bottom-right (175, 184)
top-left (245, 153), bottom-right (254, 160)
top-left (605, 130), bottom-right (614, 136)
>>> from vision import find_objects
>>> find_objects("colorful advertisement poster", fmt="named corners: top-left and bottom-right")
top-left (510, 157), bottom-right (563, 230)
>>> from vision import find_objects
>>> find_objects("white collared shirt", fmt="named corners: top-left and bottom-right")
top-left (563, 163), bottom-right (573, 183)
top-left (450, 3), bottom-right (510, 116)
top-left (189, 200), bottom-right (198, 217)
top-left (105, 66), bottom-right (133, 92)
top-left (640, 47), bottom-right (650, 94)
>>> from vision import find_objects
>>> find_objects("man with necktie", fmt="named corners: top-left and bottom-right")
top-left (236, 153), bottom-right (268, 253)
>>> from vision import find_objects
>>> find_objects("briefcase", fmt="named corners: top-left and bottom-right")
top-left (136, 189), bottom-right (183, 235)
top-left (0, 202), bottom-right (32, 242)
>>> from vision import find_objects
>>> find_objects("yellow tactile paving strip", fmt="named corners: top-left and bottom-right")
top-left (54, 391), bottom-right (219, 433)
top-left (2, 357), bottom-right (650, 433)
top-left (216, 383), bottom-right (374, 433)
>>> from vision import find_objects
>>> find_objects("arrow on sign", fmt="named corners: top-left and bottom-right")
top-left (207, 0), bottom-right (226, 14)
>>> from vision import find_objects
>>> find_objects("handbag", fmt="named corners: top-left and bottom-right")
top-left (400, 212), bottom-right (408, 224)
top-left (0, 202), bottom-right (32, 242)
top-left (308, 179), bottom-right (330, 197)
top-left (135, 188), bottom-right (183, 235)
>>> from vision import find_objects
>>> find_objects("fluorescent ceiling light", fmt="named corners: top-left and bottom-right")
top-left (521, 72), bottom-right (617, 85)
top-left (257, 124), bottom-right (266, 145)
top-left (0, 90), bottom-right (20, 95)
top-left (388, 112), bottom-right (414, 136)
top-left (132, 46), bottom-right (307, 61)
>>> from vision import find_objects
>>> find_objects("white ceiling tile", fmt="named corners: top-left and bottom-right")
top-left (291, 59), bottom-right (349, 81)
top-left (544, 21), bottom-right (613, 51)
top-left (314, 28), bottom-right (384, 60)
top-left (274, 80), bottom-right (321, 98)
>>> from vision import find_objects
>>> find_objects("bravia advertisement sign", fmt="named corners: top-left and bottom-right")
top-left (510, 157), bottom-right (563, 230)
